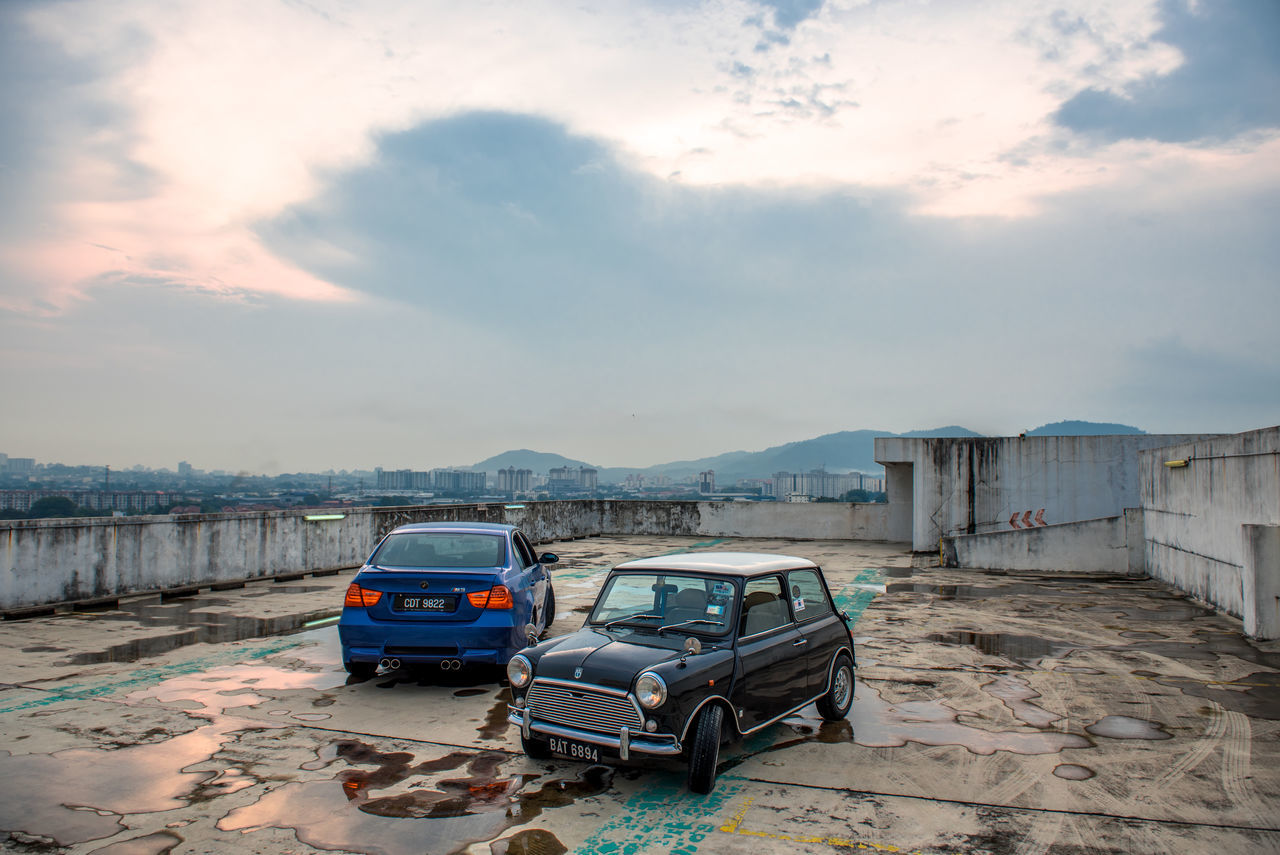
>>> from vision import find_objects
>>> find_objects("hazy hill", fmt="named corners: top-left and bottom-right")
top-left (1026, 420), bottom-right (1144, 436)
top-left (468, 449), bottom-right (597, 472)
top-left (468, 421), bottom-right (1141, 483)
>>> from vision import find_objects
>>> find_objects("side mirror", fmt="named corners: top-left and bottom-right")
top-left (539, 552), bottom-right (559, 565)
top-left (683, 637), bottom-right (702, 656)
top-left (524, 622), bottom-right (538, 646)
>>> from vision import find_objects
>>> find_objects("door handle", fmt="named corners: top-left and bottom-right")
top-left (792, 638), bottom-right (808, 647)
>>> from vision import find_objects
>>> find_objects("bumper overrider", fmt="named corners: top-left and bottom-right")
top-left (508, 677), bottom-right (682, 760)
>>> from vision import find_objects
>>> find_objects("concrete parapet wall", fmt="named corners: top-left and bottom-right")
top-left (876, 433), bottom-right (1216, 552)
top-left (1141, 426), bottom-right (1280, 639)
top-left (941, 515), bottom-right (1134, 574)
top-left (0, 500), bottom-right (889, 613)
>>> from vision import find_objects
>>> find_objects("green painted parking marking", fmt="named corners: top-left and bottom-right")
top-left (574, 774), bottom-right (743, 855)
top-left (833, 567), bottom-right (884, 629)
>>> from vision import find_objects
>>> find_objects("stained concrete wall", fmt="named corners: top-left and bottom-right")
top-left (0, 500), bottom-right (890, 613)
top-left (1141, 426), bottom-right (1280, 639)
top-left (875, 434), bottom-right (1216, 553)
top-left (941, 515), bottom-right (1135, 574)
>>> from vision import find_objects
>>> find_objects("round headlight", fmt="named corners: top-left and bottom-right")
top-left (507, 654), bottom-right (532, 688)
top-left (635, 672), bottom-right (667, 709)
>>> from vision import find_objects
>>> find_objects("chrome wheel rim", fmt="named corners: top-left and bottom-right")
top-left (833, 665), bottom-right (852, 708)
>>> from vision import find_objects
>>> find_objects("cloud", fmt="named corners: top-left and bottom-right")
top-left (1054, 0), bottom-right (1280, 142)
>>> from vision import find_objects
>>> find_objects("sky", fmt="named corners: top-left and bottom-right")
top-left (1, 0), bottom-right (1277, 474)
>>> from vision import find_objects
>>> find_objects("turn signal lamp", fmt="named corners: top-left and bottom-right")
top-left (468, 585), bottom-right (515, 610)
top-left (344, 583), bottom-right (382, 608)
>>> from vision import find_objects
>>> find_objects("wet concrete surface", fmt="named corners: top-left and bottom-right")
top-left (0, 535), bottom-right (1277, 854)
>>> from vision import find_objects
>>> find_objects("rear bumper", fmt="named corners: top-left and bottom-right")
top-left (508, 707), bottom-right (682, 759)
top-left (339, 610), bottom-right (524, 665)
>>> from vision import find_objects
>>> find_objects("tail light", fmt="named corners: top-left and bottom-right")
top-left (344, 583), bottom-right (382, 608)
top-left (467, 585), bottom-right (514, 610)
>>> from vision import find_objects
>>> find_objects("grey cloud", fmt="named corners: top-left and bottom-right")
top-left (1054, 0), bottom-right (1280, 142)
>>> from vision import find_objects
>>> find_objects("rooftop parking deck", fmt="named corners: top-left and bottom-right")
top-left (1, 535), bottom-right (1277, 854)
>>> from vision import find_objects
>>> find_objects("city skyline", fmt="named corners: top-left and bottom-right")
top-left (2, 0), bottom-right (1277, 474)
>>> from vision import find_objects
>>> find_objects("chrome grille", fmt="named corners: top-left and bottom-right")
top-left (527, 680), bottom-right (643, 734)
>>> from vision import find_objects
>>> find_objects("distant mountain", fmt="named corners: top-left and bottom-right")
top-left (467, 449), bottom-right (597, 472)
top-left (1026, 420), bottom-right (1144, 436)
top-left (469, 422), bottom-right (1143, 483)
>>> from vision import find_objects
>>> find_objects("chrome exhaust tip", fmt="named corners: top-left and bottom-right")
top-left (379, 657), bottom-right (392, 669)
top-left (440, 659), bottom-right (463, 670)
top-left (390, 658), bottom-right (401, 670)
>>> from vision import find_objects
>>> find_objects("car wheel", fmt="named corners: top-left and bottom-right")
top-left (522, 732), bottom-right (553, 759)
top-left (542, 586), bottom-right (556, 636)
top-left (344, 659), bottom-right (376, 679)
top-left (686, 704), bottom-right (724, 794)
top-left (816, 652), bottom-right (854, 720)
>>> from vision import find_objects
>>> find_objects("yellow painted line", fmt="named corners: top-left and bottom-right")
top-left (719, 796), bottom-right (927, 854)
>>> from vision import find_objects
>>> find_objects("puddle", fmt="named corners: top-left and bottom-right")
top-left (491, 828), bottom-right (568, 854)
top-left (1052, 764), bottom-right (1096, 781)
top-left (66, 599), bottom-right (342, 664)
top-left (21, 645), bottom-right (67, 653)
top-left (1077, 603), bottom-right (1214, 621)
top-left (1085, 715), bottom-right (1173, 740)
top-left (981, 675), bottom-right (1062, 727)
top-left (125, 662), bottom-right (346, 716)
top-left (479, 688), bottom-right (514, 740)
top-left (220, 743), bottom-right (612, 855)
top-left (888, 582), bottom-right (1073, 600)
top-left (927, 631), bottom-right (1080, 667)
top-left (1139, 671), bottom-right (1280, 721)
top-left (771, 680), bottom-right (1091, 757)
top-left (0, 718), bottom-right (254, 847)
top-left (881, 568), bottom-right (913, 578)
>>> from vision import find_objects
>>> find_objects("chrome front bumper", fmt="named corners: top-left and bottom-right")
top-left (508, 706), bottom-right (681, 760)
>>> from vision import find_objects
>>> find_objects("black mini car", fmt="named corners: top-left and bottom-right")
top-left (506, 552), bottom-right (855, 793)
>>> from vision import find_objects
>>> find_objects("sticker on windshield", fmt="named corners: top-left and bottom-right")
top-left (793, 598), bottom-right (806, 612)
top-left (712, 582), bottom-right (733, 596)
top-left (706, 604), bottom-right (724, 616)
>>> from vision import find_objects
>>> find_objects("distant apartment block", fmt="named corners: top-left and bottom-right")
top-left (768, 469), bottom-right (884, 500)
top-left (178, 461), bottom-right (194, 478)
top-left (698, 470), bottom-right (716, 494)
top-left (374, 467), bottom-right (486, 492)
top-left (548, 466), bottom-right (598, 493)
top-left (0, 490), bottom-right (180, 512)
top-left (497, 467), bottom-right (533, 492)
top-left (2, 456), bottom-right (35, 476)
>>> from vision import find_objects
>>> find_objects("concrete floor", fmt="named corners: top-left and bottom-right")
top-left (1, 535), bottom-right (1277, 854)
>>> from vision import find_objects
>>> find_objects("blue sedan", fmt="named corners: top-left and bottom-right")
top-left (338, 522), bottom-right (557, 677)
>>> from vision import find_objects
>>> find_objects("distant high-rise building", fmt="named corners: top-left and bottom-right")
top-left (178, 461), bottom-right (193, 478)
top-left (697, 470), bottom-right (715, 494)
top-left (497, 467), bottom-right (533, 492)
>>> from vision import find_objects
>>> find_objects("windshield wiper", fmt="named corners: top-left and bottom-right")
top-left (603, 613), bottom-right (663, 631)
top-left (658, 619), bottom-right (725, 634)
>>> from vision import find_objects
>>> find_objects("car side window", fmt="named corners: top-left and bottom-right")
top-left (787, 569), bottom-right (833, 621)
top-left (739, 576), bottom-right (790, 637)
top-left (513, 532), bottom-right (537, 568)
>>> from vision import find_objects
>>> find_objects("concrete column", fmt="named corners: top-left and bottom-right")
top-left (1242, 524), bottom-right (1280, 641)
top-left (884, 462), bottom-right (913, 545)
top-left (1124, 507), bottom-right (1145, 576)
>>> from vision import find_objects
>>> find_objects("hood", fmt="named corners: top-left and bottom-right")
top-left (531, 628), bottom-right (686, 691)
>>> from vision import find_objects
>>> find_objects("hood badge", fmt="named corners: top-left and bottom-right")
top-left (574, 667), bottom-right (583, 679)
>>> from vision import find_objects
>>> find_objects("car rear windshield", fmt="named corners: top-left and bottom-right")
top-left (370, 532), bottom-right (507, 568)
top-left (589, 572), bottom-right (735, 637)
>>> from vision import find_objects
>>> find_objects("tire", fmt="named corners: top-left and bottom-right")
top-left (816, 652), bottom-right (854, 720)
top-left (541, 586), bottom-right (556, 636)
top-left (343, 659), bottom-right (376, 679)
top-left (686, 704), bottom-right (724, 794)
top-left (522, 732), bottom-right (553, 759)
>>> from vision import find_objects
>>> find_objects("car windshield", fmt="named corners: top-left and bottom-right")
top-left (370, 532), bottom-right (506, 568)
top-left (589, 573), bottom-right (735, 637)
